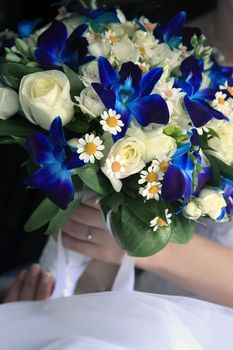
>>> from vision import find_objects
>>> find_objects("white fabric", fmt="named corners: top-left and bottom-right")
top-left (40, 232), bottom-right (135, 297)
top-left (1, 291), bottom-right (233, 350)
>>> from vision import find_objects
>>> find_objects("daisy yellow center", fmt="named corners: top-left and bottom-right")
top-left (165, 89), bottom-right (173, 98)
top-left (157, 218), bottom-right (167, 227)
top-left (139, 47), bottom-right (146, 56)
top-left (112, 161), bottom-right (121, 173)
top-left (107, 116), bottom-right (118, 127)
top-left (227, 87), bottom-right (233, 95)
top-left (85, 143), bottom-right (97, 155)
top-left (109, 35), bottom-right (117, 44)
top-left (159, 161), bottom-right (169, 172)
top-left (146, 172), bottom-right (158, 183)
top-left (218, 97), bottom-right (225, 105)
top-left (149, 185), bottom-right (159, 195)
top-left (140, 64), bottom-right (147, 72)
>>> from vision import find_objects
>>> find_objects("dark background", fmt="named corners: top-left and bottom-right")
top-left (0, 0), bottom-right (217, 273)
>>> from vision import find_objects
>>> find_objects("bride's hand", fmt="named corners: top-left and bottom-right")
top-left (61, 197), bottom-right (125, 265)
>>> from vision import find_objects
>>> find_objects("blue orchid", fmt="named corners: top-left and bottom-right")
top-left (177, 55), bottom-right (228, 128)
top-left (208, 56), bottom-right (233, 90)
top-left (222, 178), bottom-right (233, 216)
top-left (25, 117), bottom-right (84, 209)
top-left (92, 57), bottom-right (169, 141)
top-left (35, 20), bottom-right (94, 70)
top-left (18, 18), bottom-right (42, 38)
top-left (153, 11), bottom-right (187, 49)
top-left (161, 143), bottom-right (194, 204)
top-left (66, 0), bottom-right (120, 32)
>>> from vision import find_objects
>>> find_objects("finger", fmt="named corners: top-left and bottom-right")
top-left (4, 270), bottom-right (27, 303)
top-left (83, 196), bottom-right (99, 209)
top-left (62, 233), bottom-right (101, 259)
top-left (35, 271), bottom-right (55, 301)
top-left (19, 264), bottom-right (42, 301)
top-left (69, 204), bottom-right (106, 229)
top-left (62, 220), bottom-right (88, 241)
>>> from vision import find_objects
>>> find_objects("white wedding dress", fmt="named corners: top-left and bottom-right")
top-left (1, 290), bottom-right (233, 350)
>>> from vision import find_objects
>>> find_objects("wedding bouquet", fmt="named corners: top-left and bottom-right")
top-left (1, 0), bottom-right (233, 257)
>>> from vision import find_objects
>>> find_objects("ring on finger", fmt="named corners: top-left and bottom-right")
top-left (86, 227), bottom-right (93, 242)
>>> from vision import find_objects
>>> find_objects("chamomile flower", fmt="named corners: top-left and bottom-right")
top-left (220, 81), bottom-right (233, 96)
top-left (150, 209), bottom-right (172, 232)
top-left (100, 109), bottom-right (124, 135)
top-left (105, 155), bottom-right (126, 179)
top-left (152, 156), bottom-right (171, 174)
top-left (76, 134), bottom-right (105, 163)
top-left (196, 125), bottom-right (209, 135)
top-left (140, 181), bottom-right (162, 200)
top-left (213, 91), bottom-right (227, 106)
top-left (138, 165), bottom-right (163, 185)
top-left (135, 61), bottom-right (150, 73)
top-left (104, 29), bottom-right (117, 44)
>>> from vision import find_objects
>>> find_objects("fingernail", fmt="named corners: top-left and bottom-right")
top-left (30, 264), bottom-right (41, 275)
top-left (43, 272), bottom-right (54, 283)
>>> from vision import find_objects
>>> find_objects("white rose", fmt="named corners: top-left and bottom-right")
top-left (196, 188), bottom-right (226, 220)
top-left (127, 124), bottom-right (177, 163)
top-left (207, 121), bottom-right (233, 165)
top-left (108, 22), bottom-right (136, 38)
top-left (75, 86), bottom-right (105, 118)
top-left (102, 136), bottom-right (146, 192)
top-left (112, 38), bottom-right (140, 64)
top-left (88, 39), bottom-right (111, 58)
top-left (0, 87), bottom-right (19, 120)
top-left (133, 30), bottom-right (158, 53)
top-left (183, 201), bottom-right (203, 220)
top-left (79, 60), bottom-right (100, 87)
top-left (19, 70), bottom-right (74, 130)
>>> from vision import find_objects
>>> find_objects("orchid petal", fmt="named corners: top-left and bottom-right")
top-left (34, 48), bottom-right (61, 68)
top-left (92, 82), bottom-right (116, 109)
top-left (128, 94), bottom-right (169, 127)
top-left (184, 95), bottom-right (213, 127)
top-left (49, 117), bottom-right (67, 149)
top-left (26, 163), bottom-right (74, 209)
top-left (37, 20), bottom-right (67, 55)
top-left (161, 164), bottom-right (192, 202)
top-left (162, 11), bottom-right (186, 42)
top-left (139, 67), bottom-right (163, 97)
top-left (98, 56), bottom-right (119, 88)
top-left (119, 62), bottom-right (142, 88)
top-left (26, 133), bottom-right (56, 166)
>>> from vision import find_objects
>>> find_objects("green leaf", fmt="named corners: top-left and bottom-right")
top-left (45, 177), bottom-right (84, 235)
top-left (63, 65), bottom-right (84, 98)
top-left (76, 164), bottom-right (111, 195)
top-left (170, 210), bottom-right (194, 244)
top-left (0, 62), bottom-right (41, 89)
top-left (163, 125), bottom-right (182, 137)
top-left (205, 154), bottom-right (221, 186)
top-left (15, 38), bottom-right (30, 56)
top-left (214, 157), bottom-right (233, 181)
top-left (110, 204), bottom-right (172, 257)
top-left (24, 198), bottom-right (60, 232)
top-left (5, 53), bottom-right (21, 63)
top-left (0, 115), bottom-right (42, 137)
top-left (65, 114), bottom-right (89, 134)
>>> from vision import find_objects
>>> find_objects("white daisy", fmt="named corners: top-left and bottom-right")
top-left (152, 156), bottom-right (171, 174)
top-left (104, 29), bottom-right (117, 44)
top-left (138, 165), bottom-right (163, 185)
top-left (105, 155), bottom-right (126, 179)
top-left (150, 209), bottom-right (172, 232)
top-left (220, 81), bottom-right (233, 96)
top-left (213, 91), bottom-right (227, 106)
top-left (100, 109), bottom-right (124, 135)
top-left (76, 134), bottom-right (105, 163)
top-left (196, 125), bottom-right (209, 135)
top-left (140, 181), bottom-right (162, 201)
top-left (154, 79), bottom-right (185, 115)
top-left (135, 61), bottom-right (150, 73)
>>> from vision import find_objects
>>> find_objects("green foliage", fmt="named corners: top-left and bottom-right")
top-left (169, 207), bottom-right (194, 244)
top-left (24, 198), bottom-right (60, 232)
top-left (45, 176), bottom-right (84, 235)
top-left (65, 114), bottom-right (90, 134)
top-left (0, 62), bottom-right (41, 90)
top-left (0, 115), bottom-right (42, 138)
top-left (76, 163), bottom-right (112, 195)
top-left (63, 65), bottom-right (84, 98)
